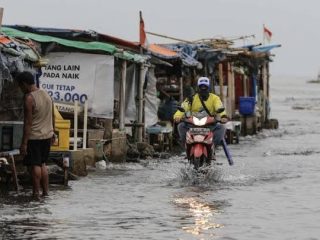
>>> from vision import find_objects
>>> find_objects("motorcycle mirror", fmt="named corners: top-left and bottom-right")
top-left (216, 107), bottom-right (225, 114)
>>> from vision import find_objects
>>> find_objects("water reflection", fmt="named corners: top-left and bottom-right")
top-left (174, 196), bottom-right (223, 237)
top-left (1, 218), bottom-right (54, 240)
top-left (0, 191), bottom-right (54, 240)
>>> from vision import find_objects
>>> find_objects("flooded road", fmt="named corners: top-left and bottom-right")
top-left (1, 76), bottom-right (320, 240)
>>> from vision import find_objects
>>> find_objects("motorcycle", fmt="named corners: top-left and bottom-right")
top-left (178, 107), bottom-right (225, 170)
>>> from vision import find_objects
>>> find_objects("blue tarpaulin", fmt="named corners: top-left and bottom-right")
top-left (252, 44), bottom-right (282, 53)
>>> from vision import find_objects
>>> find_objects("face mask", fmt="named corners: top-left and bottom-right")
top-left (199, 87), bottom-right (209, 100)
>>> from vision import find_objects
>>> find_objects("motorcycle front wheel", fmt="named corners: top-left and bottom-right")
top-left (192, 156), bottom-right (203, 170)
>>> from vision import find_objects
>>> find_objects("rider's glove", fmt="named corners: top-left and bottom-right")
top-left (221, 115), bottom-right (229, 123)
top-left (174, 117), bottom-right (181, 123)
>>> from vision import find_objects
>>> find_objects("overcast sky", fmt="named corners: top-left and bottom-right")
top-left (0, 0), bottom-right (319, 78)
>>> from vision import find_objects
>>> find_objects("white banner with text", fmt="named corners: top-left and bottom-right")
top-left (40, 52), bottom-right (114, 119)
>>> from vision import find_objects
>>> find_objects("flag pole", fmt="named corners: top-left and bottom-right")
top-left (262, 24), bottom-right (266, 45)
top-left (0, 8), bottom-right (4, 31)
top-left (139, 10), bottom-right (144, 47)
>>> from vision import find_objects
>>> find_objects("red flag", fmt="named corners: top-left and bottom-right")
top-left (263, 25), bottom-right (272, 43)
top-left (139, 11), bottom-right (147, 47)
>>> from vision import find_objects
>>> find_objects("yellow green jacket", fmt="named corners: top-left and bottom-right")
top-left (173, 93), bottom-right (227, 119)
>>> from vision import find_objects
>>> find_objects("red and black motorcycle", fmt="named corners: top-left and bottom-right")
top-left (185, 115), bottom-right (215, 169)
top-left (179, 108), bottom-right (225, 170)
top-left (177, 107), bottom-right (234, 170)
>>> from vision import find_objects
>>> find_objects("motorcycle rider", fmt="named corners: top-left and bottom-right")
top-left (173, 77), bottom-right (228, 154)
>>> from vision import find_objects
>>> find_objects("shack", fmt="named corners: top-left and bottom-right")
top-left (161, 39), bottom-right (281, 141)
top-left (0, 30), bottom-right (44, 189)
top-left (1, 26), bottom-right (150, 172)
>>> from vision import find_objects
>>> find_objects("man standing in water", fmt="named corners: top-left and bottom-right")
top-left (16, 71), bottom-right (55, 200)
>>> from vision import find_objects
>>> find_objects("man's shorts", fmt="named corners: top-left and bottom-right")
top-left (23, 138), bottom-right (51, 167)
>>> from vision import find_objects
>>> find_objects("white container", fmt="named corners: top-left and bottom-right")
top-left (63, 156), bottom-right (70, 168)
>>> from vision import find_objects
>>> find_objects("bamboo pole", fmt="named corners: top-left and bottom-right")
top-left (145, 31), bottom-right (193, 43)
top-left (82, 100), bottom-right (88, 149)
top-left (193, 34), bottom-right (255, 43)
top-left (218, 63), bottom-right (224, 102)
top-left (73, 100), bottom-right (78, 151)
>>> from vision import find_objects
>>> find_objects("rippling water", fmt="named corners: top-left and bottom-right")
top-left (1, 76), bottom-right (320, 240)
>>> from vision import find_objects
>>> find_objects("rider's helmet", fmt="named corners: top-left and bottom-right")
top-left (197, 77), bottom-right (210, 88)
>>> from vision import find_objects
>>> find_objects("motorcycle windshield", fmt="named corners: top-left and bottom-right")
top-left (191, 111), bottom-right (208, 119)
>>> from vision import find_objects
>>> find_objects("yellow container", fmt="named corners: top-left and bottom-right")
top-left (51, 119), bottom-right (71, 151)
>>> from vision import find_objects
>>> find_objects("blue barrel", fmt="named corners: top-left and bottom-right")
top-left (239, 97), bottom-right (255, 116)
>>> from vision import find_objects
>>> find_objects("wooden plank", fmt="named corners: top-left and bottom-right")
top-left (9, 155), bottom-right (19, 191)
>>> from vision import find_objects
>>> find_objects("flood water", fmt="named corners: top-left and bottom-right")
top-left (1, 76), bottom-right (320, 240)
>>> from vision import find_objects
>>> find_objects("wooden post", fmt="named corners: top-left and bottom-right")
top-left (9, 155), bottom-right (18, 191)
top-left (0, 8), bottom-right (3, 30)
top-left (227, 62), bottom-right (234, 118)
top-left (226, 63), bottom-right (231, 117)
top-left (218, 63), bottom-right (224, 102)
top-left (119, 60), bottom-right (127, 130)
top-left (179, 76), bottom-right (183, 102)
top-left (243, 75), bottom-right (248, 97)
top-left (73, 101), bottom-right (78, 151)
top-left (138, 64), bottom-right (146, 142)
top-left (263, 63), bottom-right (268, 124)
top-left (62, 155), bottom-right (69, 186)
top-left (266, 62), bottom-right (270, 120)
top-left (230, 65), bottom-right (235, 117)
top-left (82, 100), bottom-right (88, 149)
top-left (266, 62), bottom-right (270, 98)
top-left (63, 168), bottom-right (68, 186)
